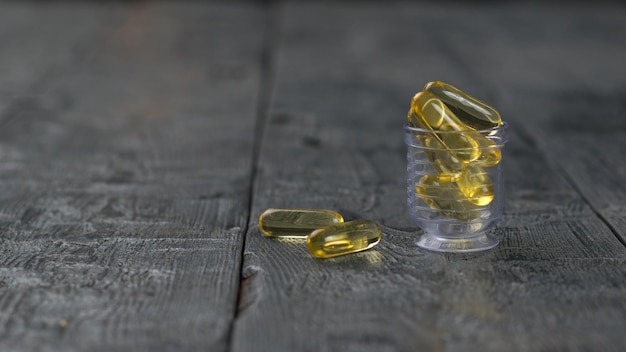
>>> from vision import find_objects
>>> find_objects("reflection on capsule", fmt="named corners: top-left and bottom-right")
top-left (259, 208), bottom-right (344, 237)
top-left (306, 220), bottom-right (381, 258)
top-left (415, 174), bottom-right (483, 220)
top-left (423, 80), bottom-right (502, 130)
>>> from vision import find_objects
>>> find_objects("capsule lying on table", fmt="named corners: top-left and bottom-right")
top-left (258, 208), bottom-right (344, 237)
top-left (306, 220), bottom-right (382, 258)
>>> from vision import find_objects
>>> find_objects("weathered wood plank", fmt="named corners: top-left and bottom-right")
top-left (0, 2), bottom-right (264, 351)
top-left (0, 2), bottom-right (117, 114)
top-left (233, 3), bottom-right (626, 352)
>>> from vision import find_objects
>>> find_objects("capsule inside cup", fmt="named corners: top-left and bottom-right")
top-left (408, 91), bottom-right (502, 172)
top-left (456, 164), bottom-right (494, 206)
top-left (415, 174), bottom-right (484, 220)
top-left (306, 220), bottom-right (381, 258)
top-left (423, 80), bottom-right (502, 130)
top-left (409, 92), bottom-right (481, 163)
top-left (474, 136), bottom-right (501, 167)
top-left (259, 208), bottom-right (344, 237)
top-left (421, 134), bottom-right (464, 177)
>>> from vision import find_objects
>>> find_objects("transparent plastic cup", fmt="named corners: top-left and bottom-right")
top-left (405, 122), bottom-right (509, 253)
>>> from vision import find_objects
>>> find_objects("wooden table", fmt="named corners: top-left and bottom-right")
top-left (1, 2), bottom-right (625, 351)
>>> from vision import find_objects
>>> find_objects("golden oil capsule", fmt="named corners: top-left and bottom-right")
top-left (421, 134), bottom-right (464, 177)
top-left (306, 220), bottom-right (381, 258)
top-left (456, 165), bottom-right (494, 206)
top-left (409, 92), bottom-right (502, 169)
top-left (408, 92), bottom-right (446, 129)
top-left (409, 92), bottom-right (481, 163)
top-left (474, 136), bottom-right (501, 167)
top-left (423, 80), bottom-right (503, 130)
top-left (259, 208), bottom-right (344, 237)
top-left (415, 174), bottom-right (483, 220)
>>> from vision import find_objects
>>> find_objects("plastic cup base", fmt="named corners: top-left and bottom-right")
top-left (415, 232), bottom-right (499, 253)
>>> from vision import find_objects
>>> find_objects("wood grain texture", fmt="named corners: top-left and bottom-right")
top-left (232, 3), bottom-right (626, 352)
top-left (0, 3), bottom-right (117, 116)
top-left (0, 2), bottom-right (263, 351)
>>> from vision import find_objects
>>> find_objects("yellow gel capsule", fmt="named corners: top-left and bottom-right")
top-left (306, 220), bottom-right (381, 258)
top-left (409, 92), bottom-right (502, 169)
top-left (409, 106), bottom-right (466, 176)
top-left (409, 92), bottom-right (481, 163)
top-left (456, 165), bottom-right (494, 206)
top-left (423, 80), bottom-right (503, 130)
top-left (259, 208), bottom-right (344, 237)
top-left (415, 174), bottom-right (483, 220)
top-left (408, 92), bottom-right (446, 129)
top-left (475, 136), bottom-right (502, 167)
top-left (421, 135), bottom-right (464, 177)
top-left (438, 125), bottom-right (482, 164)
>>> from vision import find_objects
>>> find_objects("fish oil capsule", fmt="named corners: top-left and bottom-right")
top-left (409, 92), bottom-right (502, 169)
top-left (306, 220), bottom-right (381, 258)
top-left (456, 165), bottom-right (494, 206)
top-left (474, 136), bottom-right (501, 167)
top-left (422, 135), bottom-right (464, 177)
top-left (409, 92), bottom-right (480, 163)
top-left (408, 91), bottom-right (446, 129)
top-left (423, 80), bottom-right (502, 130)
top-left (259, 208), bottom-right (344, 237)
top-left (408, 103), bottom-right (468, 175)
top-left (415, 174), bottom-right (483, 220)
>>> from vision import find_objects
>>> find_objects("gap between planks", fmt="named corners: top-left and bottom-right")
top-left (228, 0), bottom-right (281, 348)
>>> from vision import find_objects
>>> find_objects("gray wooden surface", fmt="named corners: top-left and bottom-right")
top-left (1, 2), bottom-right (625, 352)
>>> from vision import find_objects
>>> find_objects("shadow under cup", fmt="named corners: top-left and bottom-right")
top-left (404, 122), bottom-right (509, 253)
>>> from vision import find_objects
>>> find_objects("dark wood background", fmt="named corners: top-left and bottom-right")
top-left (0, 1), bottom-right (625, 351)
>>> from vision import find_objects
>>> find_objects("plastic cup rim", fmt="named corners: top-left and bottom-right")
top-left (404, 121), bottom-right (509, 134)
